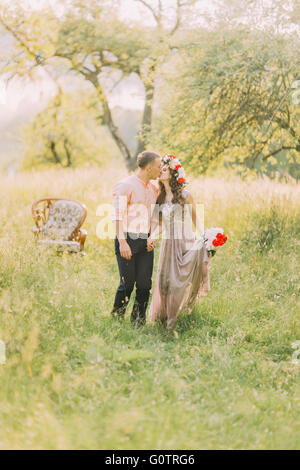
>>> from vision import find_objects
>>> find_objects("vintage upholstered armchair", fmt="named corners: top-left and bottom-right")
top-left (31, 198), bottom-right (88, 252)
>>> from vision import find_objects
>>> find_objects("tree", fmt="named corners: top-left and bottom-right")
top-left (0, 0), bottom-right (198, 170)
top-left (20, 87), bottom-right (117, 170)
top-left (150, 27), bottom-right (300, 178)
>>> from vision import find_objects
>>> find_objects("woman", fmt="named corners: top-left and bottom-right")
top-left (147, 154), bottom-right (211, 330)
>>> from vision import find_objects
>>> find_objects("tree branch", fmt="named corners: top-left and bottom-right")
top-left (262, 145), bottom-right (297, 161)
top-left (0, 16), bottom-right (44, 67)
top-left (135, 0), bottom-right (160, 24)
top-left (266, 74), bottom-right (300, 132)
top-left (170, 0), bottom-right (181, 35)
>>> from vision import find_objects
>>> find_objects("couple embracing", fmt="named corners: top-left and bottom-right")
top-left (110, 150), bottom-right (211, 330)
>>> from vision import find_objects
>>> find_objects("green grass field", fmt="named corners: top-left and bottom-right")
top-left (0, 167), bottom-right (299, 449)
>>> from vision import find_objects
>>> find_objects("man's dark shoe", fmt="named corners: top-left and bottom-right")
top-left (130, 300), bottom-right (139, 323)
top-left (130, 301), bottom-right (146, 327)
top-left (111, 304), bottom-right (126, 320)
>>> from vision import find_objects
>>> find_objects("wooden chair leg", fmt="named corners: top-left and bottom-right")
top-left (79, 229), bottom-right (87, 251)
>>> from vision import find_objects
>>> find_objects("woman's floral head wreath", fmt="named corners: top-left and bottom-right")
top-left (161, 154), bottom-right (187, 187)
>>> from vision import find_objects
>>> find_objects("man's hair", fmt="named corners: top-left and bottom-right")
top-left (137, 150), bottom-right (161, 168)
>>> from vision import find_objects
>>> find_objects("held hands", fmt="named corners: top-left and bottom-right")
top-left (147, 238), bottom-right (157, 252)
top-left (119, 238), bottom-right (157, 259)
top-left (119, 238), bottom-right (157, 258)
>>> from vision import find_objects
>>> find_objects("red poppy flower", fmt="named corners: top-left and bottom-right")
top-left (212, 239), bottom-right (219, 247)
top-left (174, 164), bottom-right (181, 170)
top-left (177, 177), bottom-right (185, 184)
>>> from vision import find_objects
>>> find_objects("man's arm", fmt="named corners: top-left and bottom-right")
top-left (112, 183), bottom-right (132, 260)
top-left (114, 220), bottom-right (132, 260)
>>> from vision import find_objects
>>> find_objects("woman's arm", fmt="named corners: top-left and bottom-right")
top-left (185, 192), bottom-right (204, 238)
top-left (185, 192), bottom-right (212, 257)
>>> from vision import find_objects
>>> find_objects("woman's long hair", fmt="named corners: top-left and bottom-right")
top-left (156, 168), bottom-right (185, 207)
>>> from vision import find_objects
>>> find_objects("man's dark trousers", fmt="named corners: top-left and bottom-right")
top-left (112, 232), bottom-right (154, 326)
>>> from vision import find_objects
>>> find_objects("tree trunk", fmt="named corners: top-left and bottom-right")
top-left (92, 78), bottom-right (137, 170)
top-left (63, 138), bottom-right (72, 167)
top-left (135, 82), bottom-right (155, 158)
top-left (48, 140), bottom-right (61, 165)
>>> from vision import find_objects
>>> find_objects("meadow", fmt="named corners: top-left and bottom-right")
top-left (0, 166), bottom-right (299, 449)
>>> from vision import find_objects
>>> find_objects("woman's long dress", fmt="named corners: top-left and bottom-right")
top-left (147, 189), bottom-right (210, 329)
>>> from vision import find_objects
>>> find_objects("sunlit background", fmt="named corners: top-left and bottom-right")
top-left (0, 0), bottom-right (299, 177)
top-left (0, 0), bottom-right (299, 451)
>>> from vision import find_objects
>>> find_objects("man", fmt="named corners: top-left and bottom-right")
top-left (111, 150), bottom-right (162, 326)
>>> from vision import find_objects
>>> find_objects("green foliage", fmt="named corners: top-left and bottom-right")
top-left (20, 88), bottom-right (118, 169)
top-left (1, 0), bottom-right (300, 176)
top-left (151, 28), bottom-right (300, 180)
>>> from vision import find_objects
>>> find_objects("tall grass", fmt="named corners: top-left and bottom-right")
top-left (0, 167), bottom-right (299, 449)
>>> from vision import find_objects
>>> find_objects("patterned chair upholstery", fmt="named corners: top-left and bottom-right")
top-left (31, 198), bottom-right (88, 252)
